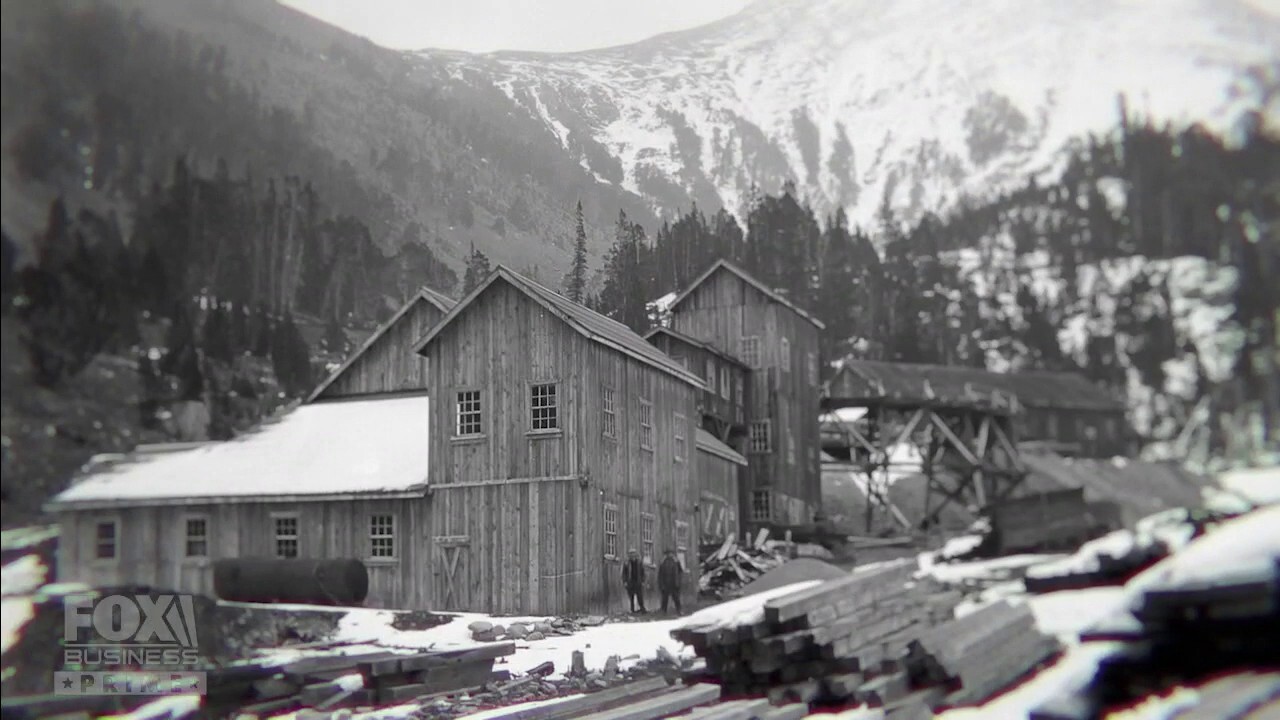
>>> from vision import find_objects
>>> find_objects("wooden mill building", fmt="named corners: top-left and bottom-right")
top-left (657, 260), bottom-right (826, 530)
top-left (49, 267), bottom-right (748, 614)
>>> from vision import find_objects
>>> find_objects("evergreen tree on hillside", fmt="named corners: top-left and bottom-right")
top-left (161, 300), bottom-right (204, 401)
top-left (598, 210), bottom-right (654, 333)
top-left (462, 245), bottom-right (492, 294)
top-left (562, 200), bottom-right (589, 302)
top-left (270, 312), bottom-right (312, 397)
top-left (202, 302), bottom-right (233, 363)
top-left (323, 314), bottom-right (349, 355)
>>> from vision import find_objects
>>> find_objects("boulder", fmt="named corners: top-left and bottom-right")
top-left (526, 631), bottom-right (545, 641)
top-left (506, 623), bottom-right (530, 639)
top-left (467, 620), bottom-right (494, 633)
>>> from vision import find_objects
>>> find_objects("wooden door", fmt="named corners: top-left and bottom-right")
top-left (433, 535), bottom-right (470, 610)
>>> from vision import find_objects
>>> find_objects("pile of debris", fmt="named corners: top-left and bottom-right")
top-left (698, 531), bottom-right (792, 599)
top-left (467, 616), bottom-right (605, 643)
top-left (673, 559), bottom-right (1058, 714)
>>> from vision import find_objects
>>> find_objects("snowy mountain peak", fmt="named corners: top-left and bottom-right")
top-left (419, 0), bottom-right (1280, 225)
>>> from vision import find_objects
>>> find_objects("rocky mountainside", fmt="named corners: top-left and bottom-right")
top-left (422, 0), bottom-right (1280, 226)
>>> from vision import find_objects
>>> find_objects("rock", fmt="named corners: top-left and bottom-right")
top-left (570, 650), bottom-right (587, 677)
top-left (527, 661), bottom-right (555, 677)
top-left (506, 623), bottom-right (529, 639)
top-left (580, 615), bottom-right (607, 627)
top-left (472, 628), bottom-right (500, 642)
top-left (526, 631), bottom-right (545, 641)
top-left (491, 624), bottom-right (506, 637)
top-left (656, 645), bottom-right (678, 666)
top-left (533, 621), bottom-right (553, 633)
top-left (603, 655), bottom-right (620, 682)
top-left (590, 677), bottom-right (609, 689)
top-left (467, 620), bottom-right (494, 633)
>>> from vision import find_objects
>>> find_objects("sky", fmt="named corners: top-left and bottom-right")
top-left (281, 0), bottom-right (753, 53)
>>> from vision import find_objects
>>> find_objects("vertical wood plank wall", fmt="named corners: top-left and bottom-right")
top-left (669, 268), bottom-right (822, 526)
top-left (318, 299), bottom-right (448, 399)
top-left (59, 497), bottom-right (432, 609)
top-left (423, 279), bottom-right (699, 614)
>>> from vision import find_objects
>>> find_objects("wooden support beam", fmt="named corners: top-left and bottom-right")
top-left (930, 414), bottom-right (982, 467)
top-left (430, 475), bottom-right (581, 491)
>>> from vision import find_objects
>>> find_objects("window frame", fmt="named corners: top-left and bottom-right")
top-left (528, 381), bottom-right (561, 433)
top-left (603, 503), bottom-right (620, 560)
top-left (183, 514), bottom-right (209, 559)
top-left (601, 385), bottom-right (618, 440)
top-left (786, 430), bottom-right (796, 466)
top-left (749, 419), bottom-right (772, 454)
top-left (704, 357), bottom-right (716, 388)
top-left (673, 412), bottom-right (687, 462)
top-left (272, 512), bottom-right (300, 559)
top-left (719, 368), bottom-right (731, 399)
top-left (739, 336), bottom-right (761, 369)
top-left (369, 513), bottom-right (396, 560)
top-left (781, 337), bottom-right (791, 373)
top-left (751, 490), bottom-right (772, 523)
top-left (640, 512), bottom-right (655, 566)
top-left (94, 518), bottom-right (119, 562)
top-left (639, 399), bottom-right (654, 451)
top-left (454, 388), bottom-right (484, 438)
top-left (675, 519), bottom-right (690, 572)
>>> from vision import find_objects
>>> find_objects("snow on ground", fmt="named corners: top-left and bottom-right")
top-left (317, 610), bottom-right (701, 678)
top-left (939, 534), bottom-right (984, 560)
top-left (934, 642), bottom-right (1124, 720)
top-left (2, 554), bottom-right (48, 597)
top-left (676, 581), bottom-right (824, 633)
top-left (919, 553), bottom-right (1061, 585)
top-left (1025, 587), bottom-right (1129, 642)
top-left (1217, 465), bottom-right (1280, 506)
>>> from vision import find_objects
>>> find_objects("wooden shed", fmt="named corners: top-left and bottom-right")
top-left (694, 429), bottom-right (747, 546)
top-left (411, 266), bottom-right (706, 614)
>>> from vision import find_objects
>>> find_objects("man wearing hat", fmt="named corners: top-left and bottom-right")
top-left (621, 548), bottom-right (647, 614)
top-left (658, 548), bottom-right (684, 615)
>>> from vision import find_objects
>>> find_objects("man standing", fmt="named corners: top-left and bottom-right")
top-left (621, 548), bottom-right (646, 614)
top-left (658, 549), bottom-right (683, 615)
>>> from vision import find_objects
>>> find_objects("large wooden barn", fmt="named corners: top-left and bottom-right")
top-left (48, 268), bottom-right (753, 615)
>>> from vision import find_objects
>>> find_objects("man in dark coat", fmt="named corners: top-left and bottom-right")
top-left (621, 548), bottom-right (646, 613)
top-left (658, 549), bottom-right (683, 614)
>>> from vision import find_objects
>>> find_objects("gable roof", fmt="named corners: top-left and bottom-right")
top-left (306, 287), bottom-right (456, 402)
top-left (828, 359), bottom-right (1126, 412)
top-left (413, 266), bottom-right (705, 389)
top-left (668, 259), bottom-right (825, 330)
top-left (47, 395), bottom-right (433, 510)
top-left (643, 326), bottom-right (749, 368)
top-left (695, 429), bottom-right (748, 466)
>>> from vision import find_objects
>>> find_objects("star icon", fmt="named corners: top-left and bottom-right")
top-left (61, 677), bottom-right (74, 690)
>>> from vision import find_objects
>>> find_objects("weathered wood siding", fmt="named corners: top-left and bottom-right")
top-left (670, 268), bottom-right (822, 526)
top-left (318, 298), bottom-right (447, 399)
top-left (57, 497), bottom-right (432, 609)
top-left (420, 279), bottom-right (699, 613)
top-left (695, 449), bottom-right (741, 546)
top-left (647, 333), bottom-right (748, 435)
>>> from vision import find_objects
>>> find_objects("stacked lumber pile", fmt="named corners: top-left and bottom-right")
top-left (674, 561), bottom-right (967, 706)
top-left (699, 531), bottom-right (791, 598)
top-left (202, 643), bottom-right (516, 716)
top-left (1033, 559), bottom-right (1280, 719)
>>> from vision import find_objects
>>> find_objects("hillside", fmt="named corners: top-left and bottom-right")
top-left (423, 0), bottom-right (1280, 225)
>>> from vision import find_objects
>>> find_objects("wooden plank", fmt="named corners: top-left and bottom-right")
top-left (763, 559), bottom-right (916, 626)
top-left (575, 683), bottom-right (721, 720)
top-left (757, 704), bottom-right (810, 720)
top-left (484, 678), bottom-right (674, 720)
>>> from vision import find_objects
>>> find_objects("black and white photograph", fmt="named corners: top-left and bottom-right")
top-left (0, 0), bottom-right (1277, 717)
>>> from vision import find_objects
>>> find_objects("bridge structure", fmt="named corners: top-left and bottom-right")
top-left (820, 360), bottom-right (1029, 533)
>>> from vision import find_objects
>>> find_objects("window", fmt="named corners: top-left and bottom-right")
top-left (456, 390), bottom-right (482, 436)
top-left (781, 338), bottom-right (791, 372)
top-left (641, 513), bottom-right (655, 565)
top-left (274, 515), bottom-right (299, 559)
top-left (786, 432), bottom-right (796, 466)
top-left (370, 514), bottom-right (395, 559)
top-left (749, 419), bottom-right (772, 453)
top-left (672, 354), bottom-right (688, 371)
top-left (675, 520), bottom-right (690, 571)
top-left (639, 400), bottom-right (654, 451)
top-left (184, 517), bottom-right (208, 558)
top-left (674, 412), bottom-right (687, 462)
top-left (719, 368), bottom-right (730, 399)
top-left (735, 375), bottom-right (744, 401)
top-left (739, 336), bottom-right (761, 368)
top-left (751, 490), bottom-right (772, 522)
top-left (808, 352), bottom-right (819, 385)
top-left (705, 358), bottom-right (716, 388)
top-left (95, 520), bottom-right (117, 560)
top-left (602, 386), bottom-right (618, 439)
top-left (603, 503), bottom-right (619, 559)
top-left (530, 383), bottom-right (559, 431)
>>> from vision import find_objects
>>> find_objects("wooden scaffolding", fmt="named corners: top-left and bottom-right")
top-left (821, 361), bottom-right (1028, 533)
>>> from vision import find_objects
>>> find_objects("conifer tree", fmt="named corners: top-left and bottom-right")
top-left (562, 200), bottom-right (589, 302)
top-left (462, 245), bottom-right (492, 294)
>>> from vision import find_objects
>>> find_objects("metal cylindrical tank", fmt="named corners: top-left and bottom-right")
top-left (212, 558), bottom-right (369, 606)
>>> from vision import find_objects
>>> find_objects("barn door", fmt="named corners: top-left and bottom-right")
top-left (433, 535), bottom-right (470, 610)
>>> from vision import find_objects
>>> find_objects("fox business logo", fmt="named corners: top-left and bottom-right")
top-left (63, 594), bottom-right (201, 667)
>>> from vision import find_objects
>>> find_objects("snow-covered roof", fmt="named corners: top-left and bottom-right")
top-left (695, 429), bottom-right (747, 466)
top-left (48, 396), bottom-right (432, 510)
